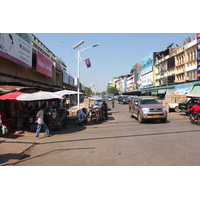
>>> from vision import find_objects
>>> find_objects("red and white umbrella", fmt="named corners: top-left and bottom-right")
top-left (0, 92), bottom-right (27, 102)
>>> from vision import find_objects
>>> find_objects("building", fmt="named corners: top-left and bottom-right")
top-left (0, 33), bottom-right (84, 93)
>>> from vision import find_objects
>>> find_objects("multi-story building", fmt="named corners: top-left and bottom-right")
top-left (0, 33), bottom-right (82, 93)
top-left (175, 38), bottom-right (197, 83)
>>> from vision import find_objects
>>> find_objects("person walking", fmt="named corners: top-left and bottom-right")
top-left (35, 103), bottom-right (51, 138)
top-left (111, 97), bottom-right (115, 108)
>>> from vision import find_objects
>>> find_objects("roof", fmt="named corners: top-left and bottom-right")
top-left (0, 85), bottom-right (37, 93)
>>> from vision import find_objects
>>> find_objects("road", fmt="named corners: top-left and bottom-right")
top-left (14, 101), bottom-right (200, 166)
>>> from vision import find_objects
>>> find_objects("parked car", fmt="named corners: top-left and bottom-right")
top-left (118, 95), bottom-right (129, 104)
top-left (129, 96), bottom-right (167, 123)
top-left (127, 96), bottom-right (137, 104)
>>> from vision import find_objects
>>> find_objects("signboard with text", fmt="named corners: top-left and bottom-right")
top-left (197, 33), bottom-right (200, 78)
top-left (36, 51), bottom-right (52, 77)
top-left (0, 33), bottom-right (32, 68)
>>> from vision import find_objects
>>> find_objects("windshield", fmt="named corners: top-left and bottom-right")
top-left (140, 98), bottom-right (160, 104)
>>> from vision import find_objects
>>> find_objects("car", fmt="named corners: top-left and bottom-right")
top-left (118, 95), bottom-right (129, 104)
top-left (129, 96), bottom-right (167, 123)
top-left (93, 99), bottom-right (103, 108)
top-left (108, 96), bottom-right (112, 101)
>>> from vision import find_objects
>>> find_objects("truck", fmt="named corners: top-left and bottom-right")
top-left (163, 94), bottom-right (187, 112)
top-left (178, 94), bottom-right (200, 114)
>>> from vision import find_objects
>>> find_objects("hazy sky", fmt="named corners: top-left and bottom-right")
top-left (34, 33), bottom-right (196, 92)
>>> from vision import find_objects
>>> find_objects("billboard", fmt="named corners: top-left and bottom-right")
top-left (174, 83), bottom-right (194, 95)
top-left (141, 52), bottom-right (154, 88)
top-left (141, 52), bottom-right (154, 73)
top-left (197, 33), bottom-right (200, 78)
top-left (36, 51), bottom-right (52, 77)
top-left (0, 33), bottom-right (32, 68)
top-left (141, 72), bottom-right (153, 88)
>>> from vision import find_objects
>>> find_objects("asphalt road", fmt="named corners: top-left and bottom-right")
top-left (14, 101), bottom-right (200, 166)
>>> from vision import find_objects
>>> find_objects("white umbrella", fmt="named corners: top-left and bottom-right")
top-left (54, 90), bottom-right (83, 96)
top-left (16, 91), bottom-right (63, 101)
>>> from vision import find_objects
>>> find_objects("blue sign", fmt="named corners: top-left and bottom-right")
top-left (197, 33), bottom-right (200, 78)
top-left (141, 52), bottom-right (154, 71)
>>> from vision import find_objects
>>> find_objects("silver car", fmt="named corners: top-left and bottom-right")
top-left (129, 96), bottom-right (167, 123)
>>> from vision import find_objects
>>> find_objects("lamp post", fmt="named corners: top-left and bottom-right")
top-left (73, 41), bottom-right (100, 110)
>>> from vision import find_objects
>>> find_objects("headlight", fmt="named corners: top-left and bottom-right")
top-left (162, 107), bottom-right (166, 111)
top-left (142, 108), bottom-right (149, 113)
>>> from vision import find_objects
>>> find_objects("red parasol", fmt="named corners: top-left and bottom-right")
top-left (0, 92), bottom-right (28, 102)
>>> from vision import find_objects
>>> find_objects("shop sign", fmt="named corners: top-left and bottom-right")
top-left (36, 51), bottom-right (52, 77)
top-left (197, 33), bottom-right (200, 78)
top-left (0, 33), bottom-right (32, 68)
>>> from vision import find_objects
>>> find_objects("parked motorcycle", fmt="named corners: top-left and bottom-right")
top-left (88, 106), bottom-right (104, 123)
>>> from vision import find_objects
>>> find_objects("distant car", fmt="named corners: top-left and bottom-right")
top-left (108, 96), bottom-right (112, 101)
top-left (118, 95), bottom-right (129, 104)
top-left (93, 100), bottom-right (103, 108)
top-left (127, 96), bottom-right (137, 103)
top-left (129, 96), bottom-right (167, 123)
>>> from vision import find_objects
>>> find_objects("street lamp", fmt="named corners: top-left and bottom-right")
top-left (73, 41), bottom-right (100, 110)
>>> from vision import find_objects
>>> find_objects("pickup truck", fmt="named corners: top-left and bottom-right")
top-left (168, 103), bottom-right (179, 112)
top-left (129, 96), bottom-right (167, 123)
top-left (179, 98), bottom-right (199, 114)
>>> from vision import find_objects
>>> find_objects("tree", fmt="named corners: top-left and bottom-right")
top-left (107, 87), bottom-right (119, 95)
top-left (85, 87), bottom-right (93, 97)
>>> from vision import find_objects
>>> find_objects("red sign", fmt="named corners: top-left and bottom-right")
top-left (196, 33), bottom-right (200, 39)
top-left (36, 51), bottom-right (52, 77)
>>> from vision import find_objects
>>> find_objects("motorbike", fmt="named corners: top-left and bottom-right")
top-left (88, 106), bottom-right (104, 123)
top-left (188, 113), bottom-right (200, 125)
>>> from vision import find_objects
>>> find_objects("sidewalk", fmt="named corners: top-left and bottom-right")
top-left (0, 103), bottom-right (84, 166)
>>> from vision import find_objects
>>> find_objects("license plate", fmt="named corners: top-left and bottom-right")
top-left (154, 115), bottom-right (160, 118)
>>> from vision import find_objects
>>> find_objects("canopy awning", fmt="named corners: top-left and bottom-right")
top-left (0, 92), bottom-right (27, 102)
top-left (54, 90), bottom-right (83, 96)
top-left (16, 91), bottom-right (63, 101)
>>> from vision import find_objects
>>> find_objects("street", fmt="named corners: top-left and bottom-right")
top-left (14, 101), bottom-right (200, 166)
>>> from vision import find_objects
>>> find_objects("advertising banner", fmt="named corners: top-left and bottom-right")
top-left (36, 51), bottom-right (52, 77)
top-left (141, 52), bottom-right (154, 72)
top-left (141, 72), bottom-right (153, 88)
top-left (197, 33), bottom-right (200, 78)
top-left (0, 33), bottom-right (32, 68)
top-left (174, 83), bottom-right (194, 95)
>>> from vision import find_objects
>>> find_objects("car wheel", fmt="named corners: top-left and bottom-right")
top-left (129, 109), bottom-right (133, 118)
top-left (160, 118), bottom-right (167, 123)
top-left (174, 106), bottom-right (179, 112)
top-left (137, 112), bottom-right (143, 123)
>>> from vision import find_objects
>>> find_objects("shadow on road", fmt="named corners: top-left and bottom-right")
top-left (12, 147), bottom-right (95, 165)
top-left (0, 153), bottom-right (30, 165)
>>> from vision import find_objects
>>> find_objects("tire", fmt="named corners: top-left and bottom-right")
top-left (160, 118), bottom-right (167, 123)
top-left (137, 112), bottom-right (143, 123)
top-left (129, 109), bottom-right (133, 118)
top-left (174, 106), bottom-right (179, 112)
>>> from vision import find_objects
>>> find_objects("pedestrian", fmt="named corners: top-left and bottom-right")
top-left (101, 100), bottom-right (108, 120)
top-left (112, 97), bottom-right (115, 108)
top-left (65, 98), bottom-right (70, 109)
top-left (35, 103), bottom-right (51, 138)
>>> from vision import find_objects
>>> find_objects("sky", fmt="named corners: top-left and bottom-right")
top-left (34, 33), bottom-right (196, 92)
